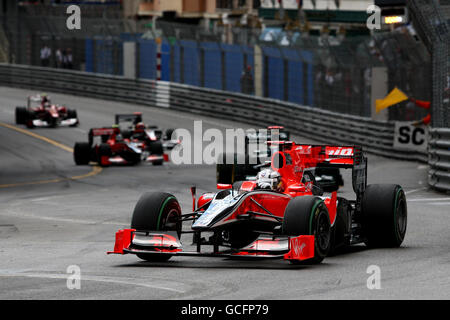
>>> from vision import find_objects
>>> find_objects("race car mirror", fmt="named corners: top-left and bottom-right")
top-left (271, 152), bottom-right (285, 170)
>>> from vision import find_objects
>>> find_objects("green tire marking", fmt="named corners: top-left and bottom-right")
top-left (156, 196), bottom-right (176, 231)
top-left (393, 187), bottom-right (404, 242)
top-left (309, 199), bottom-right (322, 235)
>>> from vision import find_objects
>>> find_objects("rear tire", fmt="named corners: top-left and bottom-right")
top-left (73, 142), bottom-right (91, 165)
top-left (216, 153), bottom-right (256, 184)
top-left (362, 184), bottom-right (407, 248)
top-left (131, 192), bottom-right (182, 262)
top-left (15, 107), bottom-right (27, 125)
top-left (282, 196), bottom-right (331, 264)
top-left (149, 141), bottom-right (164, 165)
top-left (165, 128), bottom-right (175, 140)
top-left (98, 143), bottom-right (112, 167)
top-left (67, 109), bottom-right (78, 126)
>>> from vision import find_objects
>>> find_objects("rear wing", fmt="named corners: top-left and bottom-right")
top-left (317, 145), bottom-right (367, 196)
top-left (273, 143), bottom-right (367, 196)
top-left (115, 113), bottom-right (142, 125)
top-left (88, 127), bottom-right (116, 146)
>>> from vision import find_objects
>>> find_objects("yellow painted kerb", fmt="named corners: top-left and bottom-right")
top-left (0, 122), bottom-right (102, 188)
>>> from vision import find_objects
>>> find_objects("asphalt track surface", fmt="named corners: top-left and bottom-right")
top-left (0, 86), bottom-right (449, 300)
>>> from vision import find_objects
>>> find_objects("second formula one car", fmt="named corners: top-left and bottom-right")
top-left (73, 125), bottom-right (166, 167)
top-left (108, 142), bottom-right (407, 265)
top-left (15, 94), bottom-right (79, 128)
top-left (115, 113), bottom-right (179, 151)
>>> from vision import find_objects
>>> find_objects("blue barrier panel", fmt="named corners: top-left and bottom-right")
top-left (85, 39), bottom-right (94, 72)
top-left (262, 46), bottom-right (284, 100)
top-left (282, 48), bottom-right (303, 104)
top-left (242, 46), bottom-right (254, 68)
top-left (180, 40), bottom-right (200, 86)
top-left (222, 44), bottom-right (243, 93)
top-left (172, 44), bottom-right (181, 83)
top-left (161, 41), bottom-right (171, 81)
top-left (299, 50), bottom-right (314, 107)
top-left (200, 42), bottom-right (222, 90)
top-left (94, 38), bottom-right (122, 75)
top-left (138, 39), bottom-right (156, 79)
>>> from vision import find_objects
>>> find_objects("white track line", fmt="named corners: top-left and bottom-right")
top-left (407, 197), bottom-right (450, 202)
top-left (405, 187), bottom-right (428, 195)
top-left (0, 272), bottom-right (186, 293)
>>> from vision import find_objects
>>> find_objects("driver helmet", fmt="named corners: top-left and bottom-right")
top-left (256, 169), bottom-right (281, 190)
top-left (135, 122), bottom-right (146, 131)
top-left (41, 94), bottom-right (49, 104)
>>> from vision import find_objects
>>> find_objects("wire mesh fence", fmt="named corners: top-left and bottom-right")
top-left (408, 0), bottom-right (450, 127)
top-left (0, 7), bottom-right (437, 121)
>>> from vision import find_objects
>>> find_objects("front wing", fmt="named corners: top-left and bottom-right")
top-left (107, 229), bottom-right (315, 262)
top-left (31, 118), bottom-right (78, 127)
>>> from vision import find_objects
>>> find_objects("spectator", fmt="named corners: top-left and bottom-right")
top-left (40, 45), bottom-right (51, 67)
top-left (240, 65), bottom-right (254, 95)
top-left (55, 48), bottom-right (63, 68)
top-left (63, 48), bottom-right (74, 69)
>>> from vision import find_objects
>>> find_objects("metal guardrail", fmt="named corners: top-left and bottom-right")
top-left (428, 128), bottom-right (450, 192)
top-left (0, 64), bottom-right (430, 166)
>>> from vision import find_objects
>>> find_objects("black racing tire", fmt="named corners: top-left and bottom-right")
top-left (282, 196), bottom-right (331, 264)
top-left (165, 128), bottom-right (175, 140)
top-left (362, 184), bottom-right (407, 248)
top-left (149, 140), bottom-right (164, 155)
top-left (67, 109), bottom-right (79, 126)
top-left (216, 153), bottom-right (257, 184)
top-left (73, 142), bottom-right (91, 165)
top-left (15, 107), bottom-right (28, 125)
top-left (149, 140), bottom-right (164, 166)
top-left (98, 143), bottom-right (112, 167)
top-left (25, 110), bottom-right (36, 128)
top-left (131, 192), bottom-right (182, 262)
top-left (67, 109), bottom-right (77, 119)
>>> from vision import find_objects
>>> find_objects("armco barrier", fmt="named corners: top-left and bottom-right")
top-left (0, 63), bottom-right (433, 165)
top-left (428, 128), bottom-right (450, 192)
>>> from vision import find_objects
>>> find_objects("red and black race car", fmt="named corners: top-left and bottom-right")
top-left (108, 142), bottom-right (407, 264)
top-left (73, 126), bottom-right (167, 167)
top-left (114, 113), bottom-right (179, 152)
top-left (15, 94), bottom-right (79, 128)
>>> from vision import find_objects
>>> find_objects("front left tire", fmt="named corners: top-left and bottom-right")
top-left (131, 192), bottom-right (182, 262)
top-left (282, 196), bottom-right (331, 264)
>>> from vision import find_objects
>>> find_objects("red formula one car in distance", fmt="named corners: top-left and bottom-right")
top-left (15, 94), bottom-right (79, 128)
top-left (108, 142), bottom-right (407, 265)
top-left (73, 125), bottom-right (166, 167)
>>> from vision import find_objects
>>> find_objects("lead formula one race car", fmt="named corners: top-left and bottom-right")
top-left (15, 94), bottom-right (79, 128)
top-left (108, 142), bottom-right (407, 265)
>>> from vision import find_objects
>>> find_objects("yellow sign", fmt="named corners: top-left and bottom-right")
top-left (376, 87), bottom-right (409, 113)
top-left (384, 16), bottom-right (403, 24)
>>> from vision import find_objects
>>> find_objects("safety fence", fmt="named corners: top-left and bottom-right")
top-left (0, 63), bottom-right (429, 165)
top-left (428, 128), bottom-right (450, 192)
top-left (0, 13), bottom-right (431, 122)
